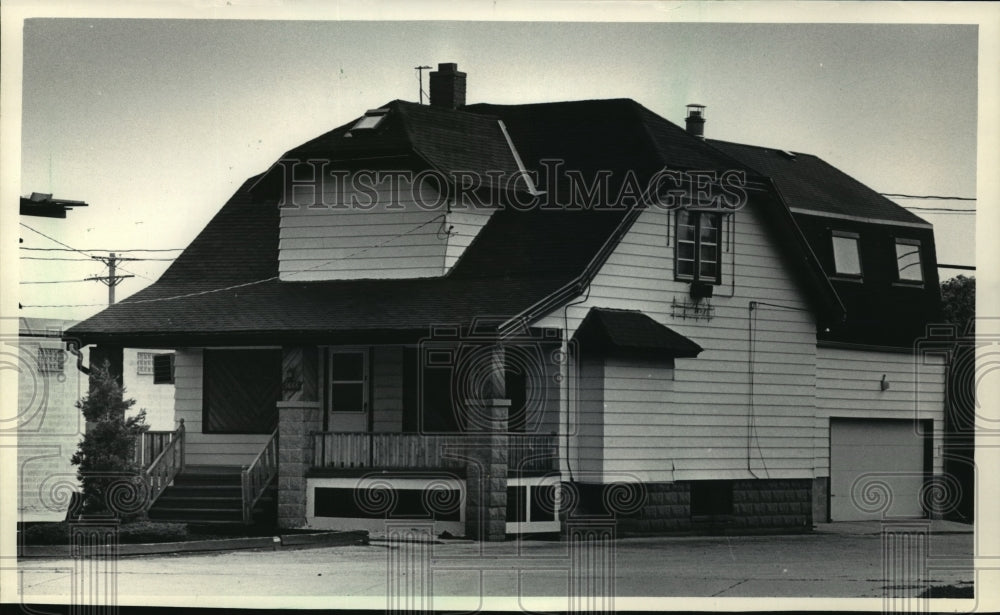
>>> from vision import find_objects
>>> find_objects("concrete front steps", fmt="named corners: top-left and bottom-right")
top-left (147, 465), bottom-right (276, 526)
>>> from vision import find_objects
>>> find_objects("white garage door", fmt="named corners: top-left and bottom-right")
top-left (830, 419), bottom-right (927, 521)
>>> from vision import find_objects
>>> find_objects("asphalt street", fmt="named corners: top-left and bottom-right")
top-left (15, 523), bottom-right (975, 610)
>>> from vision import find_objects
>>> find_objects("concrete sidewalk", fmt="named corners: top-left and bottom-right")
top-left (813, 519), bottom-right (973, 535)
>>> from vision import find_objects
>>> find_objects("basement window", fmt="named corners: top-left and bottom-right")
top-left (895, 238), bottom-right (924, 284)
top-left (830, 230), bottom-right (862, 278)
top-left (675, 210), bottom-right (721, 284)
top-left (690, 480), bottom-right (733, 517)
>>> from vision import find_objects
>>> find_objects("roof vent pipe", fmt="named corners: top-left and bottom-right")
top-left (429, 63), bottom-right (467, 109)
top-left (685, 104), bottom-right (706, 139)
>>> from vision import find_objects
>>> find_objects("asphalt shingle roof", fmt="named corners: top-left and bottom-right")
top-left (575, 308), bottom-right (704, 358)
top-left (66, 98), bottom-right (845, 345)
top-left (707, 139), bottom-right (929, 226)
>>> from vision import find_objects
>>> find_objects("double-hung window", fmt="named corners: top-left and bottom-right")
top-left (675, 210), bottom-right (722, 283)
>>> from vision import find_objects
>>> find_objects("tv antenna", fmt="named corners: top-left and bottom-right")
top-left (415, 65), bottom-right (432, 104)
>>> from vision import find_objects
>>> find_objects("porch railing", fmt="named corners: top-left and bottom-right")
top-left (133, 430), bottom-right (176, 469)
top-left (241, 429), bottom-right (278, 525)
top-left (142, 418), bottom-right (185, 510)
top-left (311, 432), bottom-right (557, 472)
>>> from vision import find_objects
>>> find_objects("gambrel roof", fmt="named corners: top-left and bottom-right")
top-left (68, 97), bottom-right (937, 347)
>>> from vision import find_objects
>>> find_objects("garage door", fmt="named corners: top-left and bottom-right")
top-left (830, 419), bottom-right (927, 521)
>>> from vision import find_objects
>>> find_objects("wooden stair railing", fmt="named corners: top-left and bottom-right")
top-left (142, 418), bottom-right (185, 511)
top-left (241, 429), bottom-right (278, 525)
top-left (134, 430), bottom-right (176, 468)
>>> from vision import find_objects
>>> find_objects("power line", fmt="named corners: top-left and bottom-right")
top-left (21, 214), bottom-right (448, 310)
top-left (19, 279), bottom-right (91, 285)
top-left (19, 302), bottom-right (110, 308)
top-left (900, 206), bottom-right (975, 213)
top-left (19, 246), bottom-right (183, 253)
top-left (880, 193), bottom-right (976, 201)
top-left (20, 256), bottom-right (101, 262)
top-left (19, 223), bottom-right (95, 258)
top-left (19, 222), bottom-right (154, 287)
top-left (20, 255), bottom-right (176, 262)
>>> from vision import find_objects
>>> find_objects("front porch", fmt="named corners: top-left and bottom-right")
top-left (133, 421), bottom-right (560, 537)
top-left (114, 334), bottom-right (566, 541)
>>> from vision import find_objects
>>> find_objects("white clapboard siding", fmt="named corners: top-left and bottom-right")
top-left (372, 346), bottom-right (404, 432)
top-left (572, 360), bottom-right (605, 476)
top-left (815, 346), bottom-right (946, 476)
top-left (280, 172), bottom-right (496, 280)
top-left (279, 174), bottom-right (448, 280)
top-left (539, 202), bottom-right (820, 482)
top-left (173, 348), bottom-right (270, 466)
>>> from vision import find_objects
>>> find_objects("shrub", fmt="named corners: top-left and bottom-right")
top-left (21, 521), bottom-right (190, 545)
top-left (70, 361), bottom-right (149, 518)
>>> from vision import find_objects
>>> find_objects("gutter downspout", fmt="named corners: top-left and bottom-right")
top-left (66, 341), bottom-right (90, 375)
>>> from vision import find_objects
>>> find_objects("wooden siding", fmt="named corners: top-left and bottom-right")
top-left (279, 173), bottom-right (449, 280)
top-left (573, 359), bottom-right (605, 477)
top-left (816, 346), bottom-right (946, 477)
top-left (539, 203), bottom-right (822, 482)
top-left (372, 346), bottom-right (404, 432)
top-left (173, 348), bottom-right (270, 466)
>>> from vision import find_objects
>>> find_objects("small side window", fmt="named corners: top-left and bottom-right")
top-left (37, 347), bottom-right (65, 374)
top-left (152, 354), bottom-right (175, 385)
top-left (831, 230), bottom-right (862, 278)
top-left (895, 238), bottom-right (924, 283)
top-left (137, 352), bottom-right (155, 375)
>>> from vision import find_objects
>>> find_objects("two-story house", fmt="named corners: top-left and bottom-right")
top-left (65, 63), bottom-right (948, 540)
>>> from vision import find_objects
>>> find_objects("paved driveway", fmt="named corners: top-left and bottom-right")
top-left (15, 526), bottom-right (975, 610)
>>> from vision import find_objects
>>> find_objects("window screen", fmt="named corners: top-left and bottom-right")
top-left (203, 349), bottom-right (280, 434)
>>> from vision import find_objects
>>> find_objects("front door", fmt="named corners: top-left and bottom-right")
top-left (326, 348), bottom-right (368, 432)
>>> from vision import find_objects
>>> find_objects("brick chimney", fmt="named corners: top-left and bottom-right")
top-left (430, 63), bottom-right (466, 109)
top-left (685, 104), bottom-right (706, 139)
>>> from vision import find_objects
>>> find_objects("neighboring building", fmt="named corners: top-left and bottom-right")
top-left (65, 64), bottom-right (949, 538)
top-left (19, 192), bottom-right (88, 218)
top-left (13, 317), bottom-right (175, 521)
top-left (14, 318), bottom-right (86, 522)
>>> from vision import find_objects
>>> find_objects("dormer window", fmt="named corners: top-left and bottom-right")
top-left (830, 230), bottom-right (862, 279)
top-left (894, 238), bottom-right (923, 284)
top-left (350, 108), bottom-right (388, 131)
top-left (675, 210), bottom-right (721, 283)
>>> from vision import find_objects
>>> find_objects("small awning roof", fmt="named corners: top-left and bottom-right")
top-left (574, 308), bottom-right (703, 359)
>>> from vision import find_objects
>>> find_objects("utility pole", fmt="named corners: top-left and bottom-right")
top-left (415, 65), bottom-right (432, 104)
top-left (85, 253), bottom-right (135, 305)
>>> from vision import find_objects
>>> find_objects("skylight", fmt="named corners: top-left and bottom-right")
top-left (351, 108), bottom-right (388, 131)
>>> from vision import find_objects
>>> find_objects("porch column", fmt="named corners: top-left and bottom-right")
top-left (277, 346), bottom-right (321, 528)
top-left (464, 344), bottom-right (510, 542)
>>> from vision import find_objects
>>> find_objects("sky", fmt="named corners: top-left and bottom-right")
top-left (4, 9), bottom-right (985, 323)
